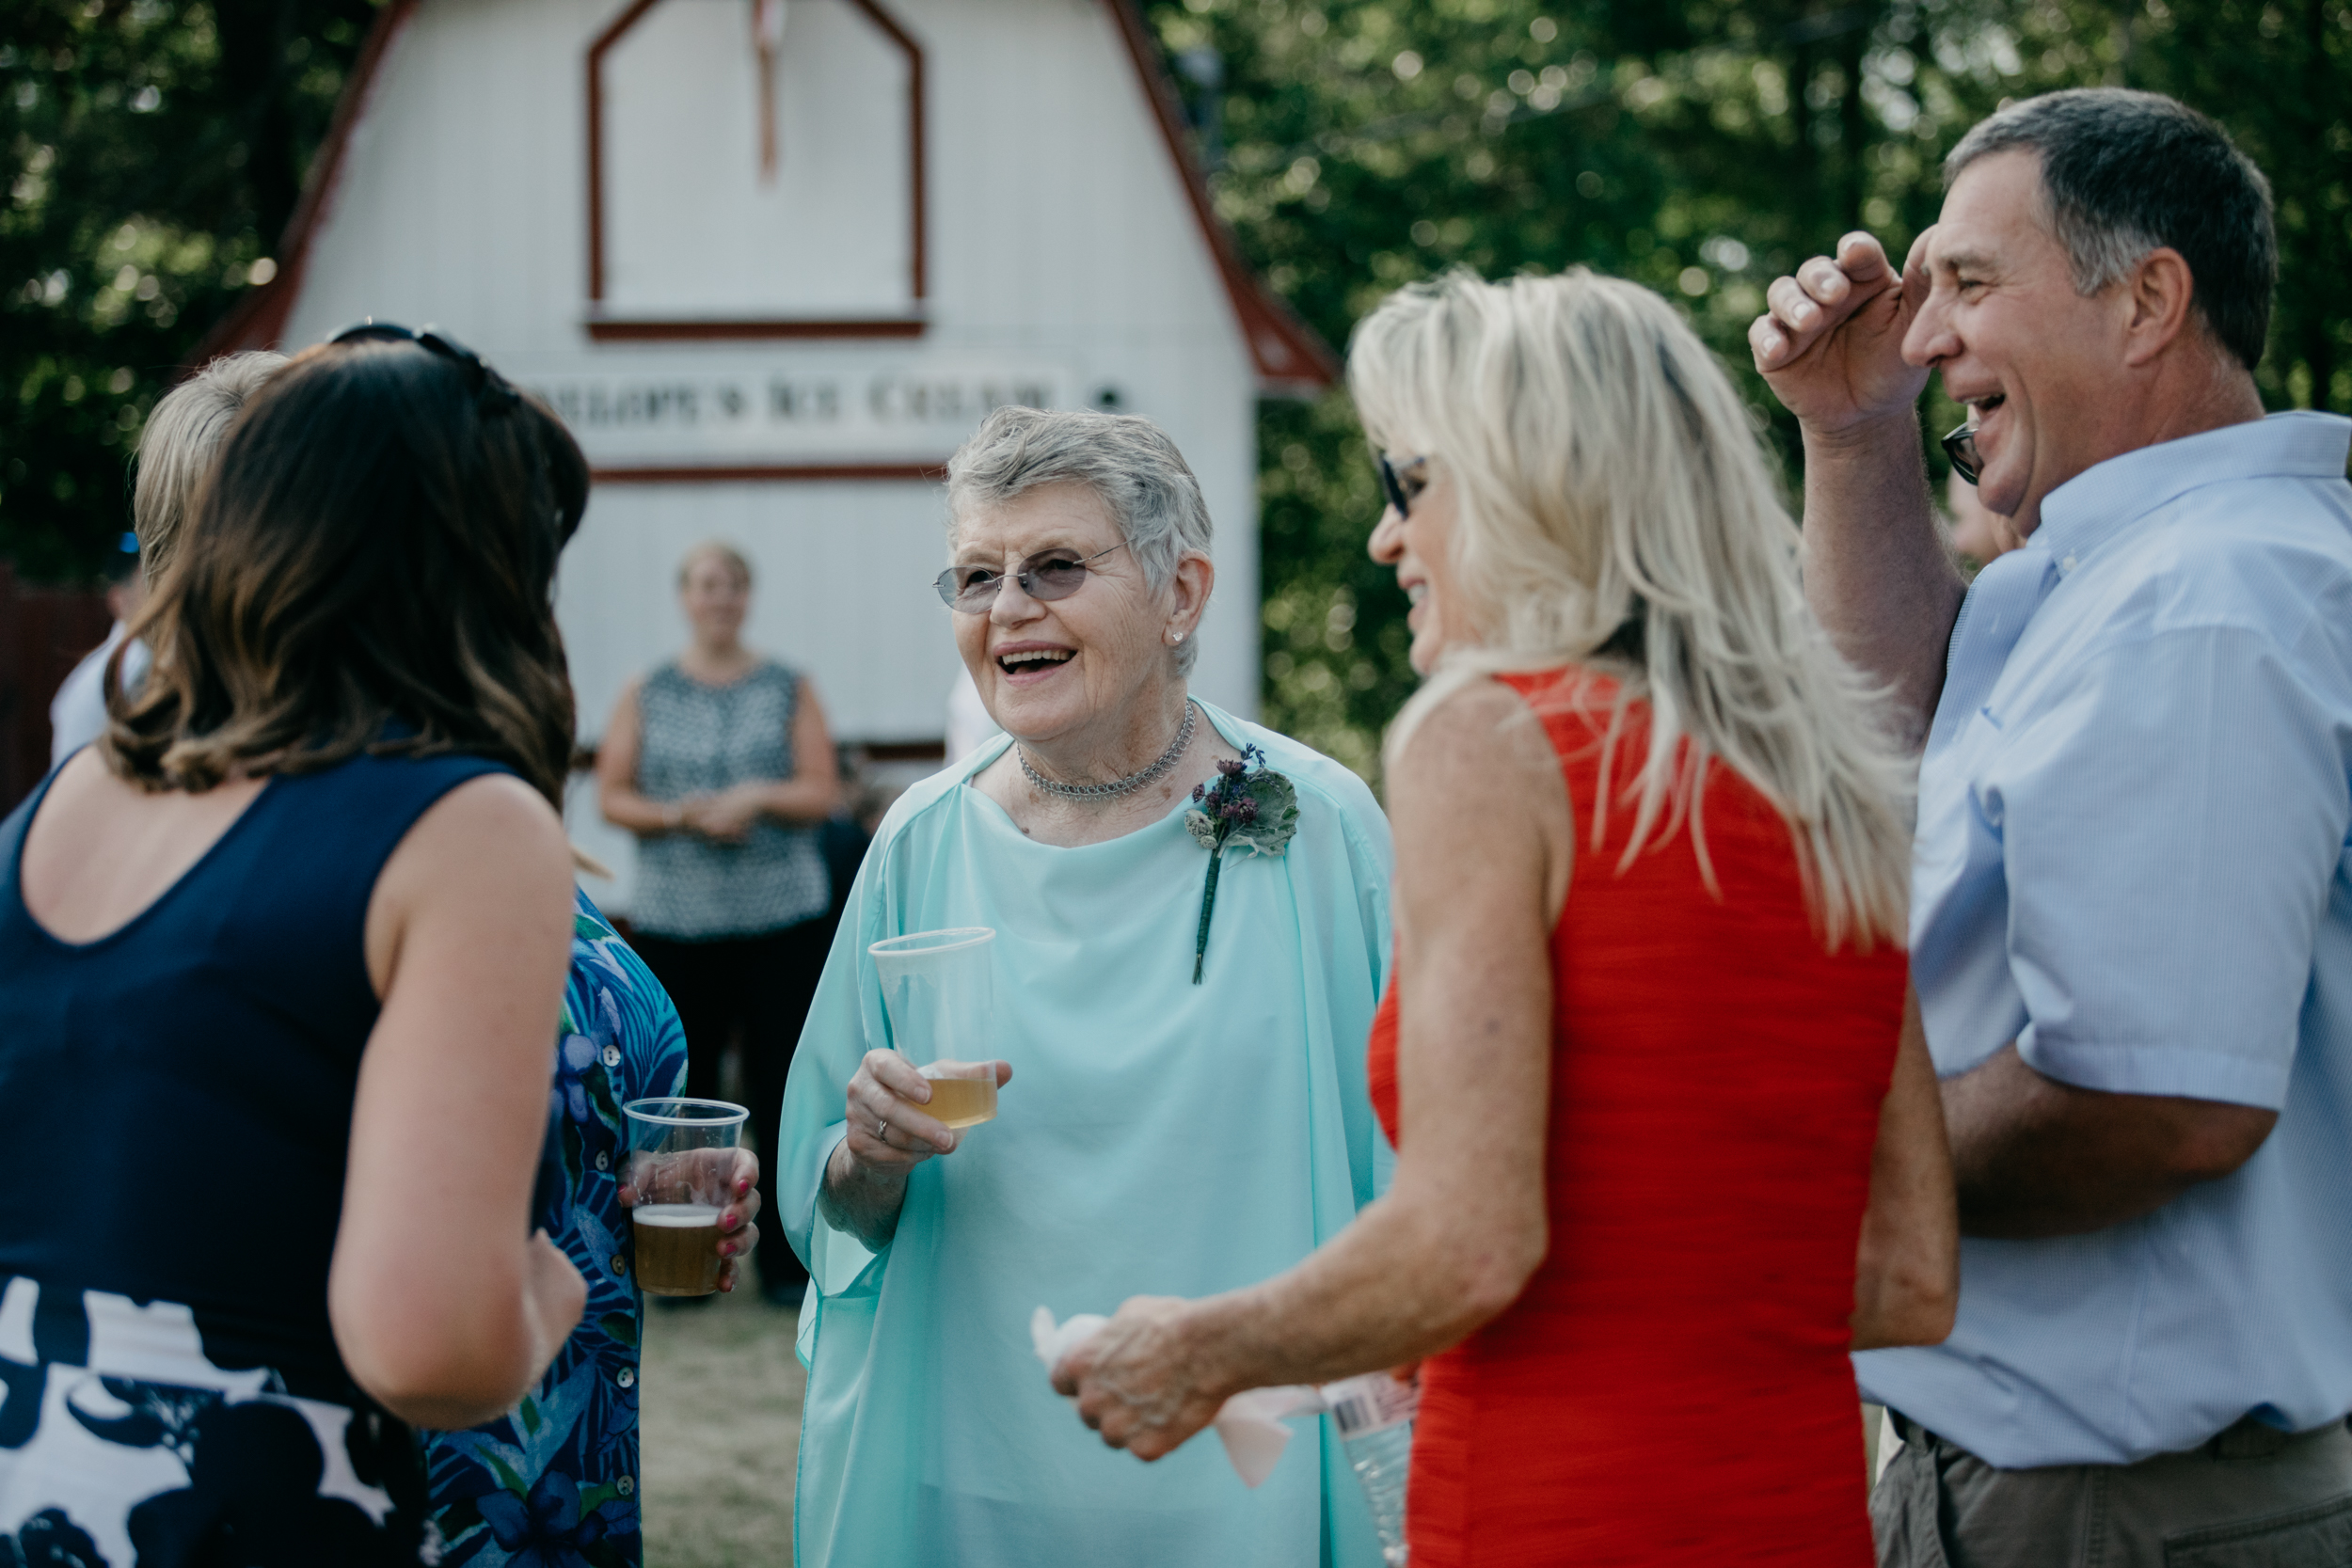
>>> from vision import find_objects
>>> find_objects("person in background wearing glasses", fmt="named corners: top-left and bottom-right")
top-left (774, 405), bottom-right (1395, 1568)
top-left (1053, 270), bottom-right (1958, 1567)
top-left (1752, 89), bottom-right (2352, 1565)
top-left (596, 540), bottom-right (837, 1307)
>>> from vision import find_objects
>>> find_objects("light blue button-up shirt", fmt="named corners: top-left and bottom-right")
top-left (1856, 412), bottom-right (2352, 1468)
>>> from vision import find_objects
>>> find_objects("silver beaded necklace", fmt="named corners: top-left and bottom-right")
top-left (1018, 700), bottom-right (1198, 802)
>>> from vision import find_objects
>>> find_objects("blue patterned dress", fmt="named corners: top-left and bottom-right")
top-left (421, 892), bottom-right (689, 1568)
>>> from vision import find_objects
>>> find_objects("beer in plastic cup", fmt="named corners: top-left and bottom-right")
top-left (868, 927), bottom-right (999, 1129)
top-left (622, 1097), bottom-right (747, 1297)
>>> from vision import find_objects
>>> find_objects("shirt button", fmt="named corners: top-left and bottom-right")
top-left (617, 1367), bottom-right (636, 1389)
top-left (602, 1045), bottom-right (623, 1069)
top-left (2059, 553), bottom-right (2077, 573)
top-left (617, 1474), bottom-right (636, 1497)
top-left (611, 1254), bottom-right (628, 1275)
top-left (595, 1151), bottom-right (610, 1171)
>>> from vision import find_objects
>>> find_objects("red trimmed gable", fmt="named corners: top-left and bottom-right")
top-left (196, 0), bottom-right (1336, 394)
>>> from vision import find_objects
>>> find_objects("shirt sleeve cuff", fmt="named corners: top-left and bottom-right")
top-left (2019, 1026), bottom-right (2294, 1111)
top-left (803, 1122), bottom-right (889, 1300)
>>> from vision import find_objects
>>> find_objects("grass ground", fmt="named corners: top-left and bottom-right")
top-left (638, 1285), bottom-right (805, 1566)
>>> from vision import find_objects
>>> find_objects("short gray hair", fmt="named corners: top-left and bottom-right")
top-left (135, 351), bottom-right (289, 584)
top-left (1947, 88), bottom-right (2274, 371)
top-left (946, 406), bottom-right (1214, 672)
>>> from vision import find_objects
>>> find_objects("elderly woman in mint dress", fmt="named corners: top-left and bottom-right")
top-left (777, 407), bottom-right (1393, 1568)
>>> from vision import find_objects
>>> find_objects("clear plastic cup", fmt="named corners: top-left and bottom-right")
top-left (622, 1097), bottom-right (747, 1296)
top-left (868, 927), bottom-right (999, 1128)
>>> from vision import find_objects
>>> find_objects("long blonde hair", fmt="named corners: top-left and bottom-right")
top-left (1354, 268), bottom-right (1912, 950)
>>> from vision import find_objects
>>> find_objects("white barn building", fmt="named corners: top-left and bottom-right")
top-left (212, 0), bottom-right (1332, 909)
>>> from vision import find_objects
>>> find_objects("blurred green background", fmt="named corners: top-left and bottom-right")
top-left (7, 0), bottom-right (2347, 780)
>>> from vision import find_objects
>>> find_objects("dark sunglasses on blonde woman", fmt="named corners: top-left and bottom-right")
top-left (1377, 452), bottom-right (1428, 517)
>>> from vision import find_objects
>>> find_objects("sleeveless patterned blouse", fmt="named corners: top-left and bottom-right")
top-left (421, 891), bottom-right (688, 1568)
top-left (629, 660), bottom-right (829, 941)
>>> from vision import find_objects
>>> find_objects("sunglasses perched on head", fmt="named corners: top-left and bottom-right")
top-left (1377, 452), bottom-right (1429, 517)
top-left (934, 542), bottom-right (1126, 613)
top-left (328, 319), bottom-right (521, 414)
top-left (1942, 422), bottom-right (1983, 486)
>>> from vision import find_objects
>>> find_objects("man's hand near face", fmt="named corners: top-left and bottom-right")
top-left (1751, 231), bottom-right (1932, 435)
top-left (1750, 231), bottom-right (1967, 744)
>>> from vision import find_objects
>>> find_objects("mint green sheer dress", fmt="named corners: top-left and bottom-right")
top-left (779, 704), bottom-right (1393, 1568)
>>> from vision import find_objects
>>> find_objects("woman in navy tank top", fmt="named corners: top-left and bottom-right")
top-left (0, 331), bottom-right (602, 1565)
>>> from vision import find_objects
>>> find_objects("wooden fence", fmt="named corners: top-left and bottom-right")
top-left (0, 565), bottom-right (115, 816)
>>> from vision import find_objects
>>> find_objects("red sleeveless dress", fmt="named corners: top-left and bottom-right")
top-left (1368, 670), bottom-right (1904, 1567)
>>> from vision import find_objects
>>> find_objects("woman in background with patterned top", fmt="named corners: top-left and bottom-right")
top-left (598, 542), bottom-right (839, 1304)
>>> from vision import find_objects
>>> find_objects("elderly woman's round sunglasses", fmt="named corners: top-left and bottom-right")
top-left (934, 542), bottom-right (1126, 613)
top-left (328, 319), bottom-right (521, 414)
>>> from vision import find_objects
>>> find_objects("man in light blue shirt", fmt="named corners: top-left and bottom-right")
top-left (1752, 89), bottom-right (2352, 1565)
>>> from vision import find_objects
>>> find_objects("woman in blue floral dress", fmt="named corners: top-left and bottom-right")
top-left (423, 891), bottom-right (755, 1568)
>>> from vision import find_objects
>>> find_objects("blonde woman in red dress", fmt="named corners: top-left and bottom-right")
top-left (1054, 268), bottom-right (1959, 1566)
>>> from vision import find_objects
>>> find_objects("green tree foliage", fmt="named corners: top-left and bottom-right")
top-left (1147, 0), bottom-right (2352, 783)
top-left (1, 0), bottom-right (377, 580)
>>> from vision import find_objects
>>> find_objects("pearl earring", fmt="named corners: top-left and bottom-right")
top-left (1170, 630), bottom-right (1186, 644)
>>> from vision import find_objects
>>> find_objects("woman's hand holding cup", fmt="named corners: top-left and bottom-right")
top-left (620, 1145), bottom-right (762, 1292)
top-left (621, 1104), bottom-right (757, 1297)
top-left (844, 1049), bottom-right (1013, 1171)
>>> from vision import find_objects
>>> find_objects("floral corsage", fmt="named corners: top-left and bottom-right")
top-left (1185, 745), bottom-right (1299, 982)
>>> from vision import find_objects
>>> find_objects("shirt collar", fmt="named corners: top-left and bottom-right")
top-left (2028, 411), bottom-right (2352, 568)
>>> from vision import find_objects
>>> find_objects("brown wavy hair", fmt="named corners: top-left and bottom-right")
top-left (104, 338), bottom-right (589, 807)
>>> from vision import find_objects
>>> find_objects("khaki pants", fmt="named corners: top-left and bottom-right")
top-left (1871, 1414), bottom-right (2352, 1568)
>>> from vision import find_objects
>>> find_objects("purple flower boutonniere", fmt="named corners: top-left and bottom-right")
top-left (1185, 745), bottom-right (1299, 983)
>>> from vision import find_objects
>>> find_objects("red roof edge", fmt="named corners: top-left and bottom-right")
top-left (187, 0), bottom-right (421, 371)
top-left (1097, 0), bottom-right (1338, 397)
top-left (190, 0), bottom-right (1337, 395)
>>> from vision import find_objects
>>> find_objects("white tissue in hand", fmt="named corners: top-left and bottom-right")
top-left (1030, 1307), bottom-right (1325, 1488)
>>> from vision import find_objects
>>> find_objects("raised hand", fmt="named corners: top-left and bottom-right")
top-left (1751, 228), bottom-right (1966, 744)
top-left (1750, 230), bottom-right (1931, 437)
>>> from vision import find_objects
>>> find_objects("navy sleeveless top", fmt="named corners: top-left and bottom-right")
top-left (0, 748), bottom-right (508, 1566)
